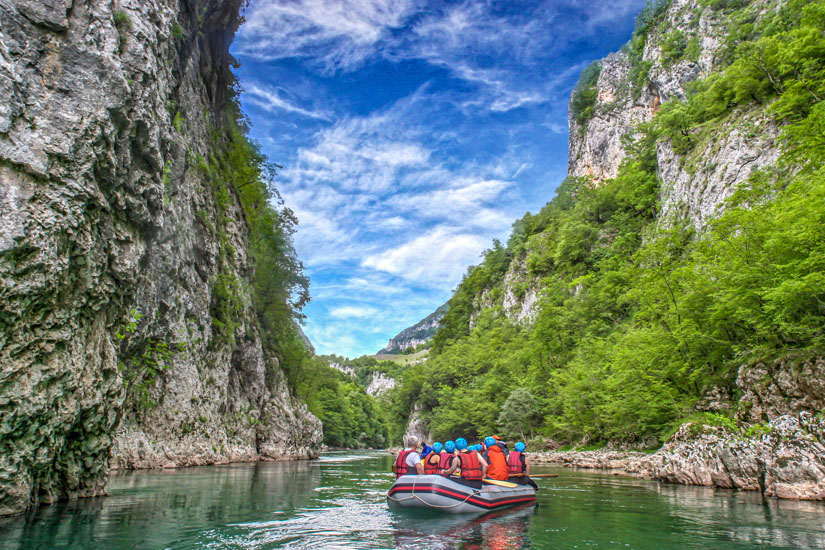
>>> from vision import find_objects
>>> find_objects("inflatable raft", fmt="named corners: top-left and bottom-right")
top-left (387, 475), bottom-right (536, 514)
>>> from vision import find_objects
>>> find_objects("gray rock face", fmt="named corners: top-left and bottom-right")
top-left (379, 303), bottom-right (448, 354)
top-left (471, 256), bottom-right (540, 328)
top-left (737, 357), bottom-right (825, 425)
top-left (568, 0), bottom-right (780, 227)
top-left (658, 108), bottom-right (781, 227)
top-left (535, 411), bottom-right (825, 501)
top-left (0, 0), bottom-right (320, 517)
top-left (635, 412), bottom-right (825, 500)
top-left (366, 372), bottom-right (396, 396)
top-left (403, 404), bottom-right (430, 446)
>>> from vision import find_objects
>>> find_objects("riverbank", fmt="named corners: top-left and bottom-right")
top-left (531, 411), bottom-right (825, 501)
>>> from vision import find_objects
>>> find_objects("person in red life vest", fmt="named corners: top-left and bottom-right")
top-left (423, 442), bottom-right (443, 474)
top-left (482, 436), bottom-right (510, 481)
top-left (507, 441), bottom-right (538, 489)
top-left (438, 440), bottom-right (457, 474)
top-left (393, 435), bottom-right (424, 478)
top-left (442, 437), bottom-right (487, 489)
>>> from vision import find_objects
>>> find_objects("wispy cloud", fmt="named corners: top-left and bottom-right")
top-left (244, 82), bottom-right (333, 120)
top-left (234, 0), bottom-right (645, 355)
top-left (329, 305), bottom-right (380, 319)
top-left (236, 0), bottom-right (422, 72)
top-left (362, 226), bottom-right (489, 287)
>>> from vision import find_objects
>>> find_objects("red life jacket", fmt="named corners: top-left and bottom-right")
top-left (424, 452), bottom-right (441, 474)
top-left (507, 451), bottom-right (525, 476)
top-left (438, 452), bottom-right (455, 473)
top-left (395, 450), bottom-right (415, 478)
top-left (458, 450), bottom-right (483, 480)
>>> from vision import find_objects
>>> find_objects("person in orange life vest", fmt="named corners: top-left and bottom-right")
top-left (508, 441), bottom-right (538, 489)
top-left (423, 442), bottom-right (443, 474)
top-left (482, 436), bottom-right (510, 481)
top-left (442, 437), bottom-right (487, 489)
top-left (393, 435), bottom-right (424, 478)
top-left (438, 440), bottom-right (456, 474)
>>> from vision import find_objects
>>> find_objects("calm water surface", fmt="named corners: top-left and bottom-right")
top-left (1, 451), bottom-right (823, 549)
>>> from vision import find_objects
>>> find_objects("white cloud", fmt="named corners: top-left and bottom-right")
top-left (236, 0), bottom-right (645, 116)
top-left (286, 114), bottom-right (431, 193)
top-left (388, 178), bottom-right (515, 231)
top-left (362, 226), bottom-right (489, 286)
top-left (329, 305), bottom-right (380, 319)
top-left (244, 82), bottom-right (332, 120)
top-left (237, 0), bottom-right (421, 72)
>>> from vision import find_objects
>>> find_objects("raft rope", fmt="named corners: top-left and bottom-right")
top-left (387, 476), bottom-right (480, 509)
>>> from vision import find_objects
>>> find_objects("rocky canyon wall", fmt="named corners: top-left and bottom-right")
top-left (0, 0), bottom-right (320, 517)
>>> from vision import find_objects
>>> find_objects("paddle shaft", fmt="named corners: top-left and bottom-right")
top-left (482, 478), bottom-right (518, 488)
top-left (529, 474), bottom-right (559, 478)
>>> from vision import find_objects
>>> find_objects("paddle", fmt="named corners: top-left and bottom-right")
top-left (482, 478), bottom-right (518, 488)
top-left (529, 474), bottom-right (559, 478)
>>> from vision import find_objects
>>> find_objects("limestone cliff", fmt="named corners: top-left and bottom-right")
top-left (378, 303), bottom-right (448, 354)
top-left (569, 0), bottom-right (780, 227)
top-left (0, 0), bottom-right (320, 517)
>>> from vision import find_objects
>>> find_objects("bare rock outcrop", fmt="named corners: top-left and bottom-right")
top-left (0, 0), bottom-right (320, 516)
top-left (366, 372), bottom-right (396, 396)
top-left (403, 404), bottom-right (430, 446)
top-left (569, 0), bottom-right (780, 227)
top-left (534, 412), bottom-right (825, 501)
top-left (737, 357), bottom-right (825, 425)
top-left (637, 413), bottom-right (825, 500)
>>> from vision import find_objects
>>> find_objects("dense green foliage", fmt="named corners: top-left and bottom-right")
top-left (295, 357), bottom-right (390, 448)
top-left (385, 0), bottom-right (825, 446)
top-left (570, 62), bottom-right (602, 128)
top-left (196, 79), bottom-right (313, 393)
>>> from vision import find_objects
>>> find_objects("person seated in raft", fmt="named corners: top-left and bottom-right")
top-left (482, 436), bottom-right (510, 481)
top-left (442, 437), bottom-right (488, 489)
top-left (507, 442), bottom-right (538, 490)
top-left (424, 442), bottom-right (443, 474)
top-left (438, 440), bottom-right (456, 474)
top-left (393, 435), bottom-right (425, 478)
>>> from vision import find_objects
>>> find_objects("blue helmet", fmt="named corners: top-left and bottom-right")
top-left (484, 436), bottom-right (496, 448)
top-left (515, 442), bottom-right (526, 453)
top-left (421, 444), bottom-right (432, 458)
top-left (471, 444), bottom-right (483, 452)
top-left (455, 437), bottom-right (468, 450)
top-left (433, 442), bottom-right (444, 453)
top-left (444, 440), bottom-right (456, 453)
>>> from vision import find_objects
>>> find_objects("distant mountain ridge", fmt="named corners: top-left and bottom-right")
top-left (378, 303), bottom-right (449, 354)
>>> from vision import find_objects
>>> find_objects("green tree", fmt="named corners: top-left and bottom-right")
top-left (498, 388), bottom-right (542, 441)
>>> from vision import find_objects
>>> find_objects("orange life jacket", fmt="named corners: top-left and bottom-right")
top-left (394, 450), bottom-right (415, 478)
top-left (507, 451), bottom-right (525, 476)
top-left (438, 452), bottom-right (455, 473)
top-left (458, 450), bottom-right (483, 481)
top-left (486, 445), bottom-right (509, 481)
top-left (424, 452), bottom-right (441, 474)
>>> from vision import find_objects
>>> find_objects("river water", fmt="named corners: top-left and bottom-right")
top-left (1, 451), bottom-right (823, 549)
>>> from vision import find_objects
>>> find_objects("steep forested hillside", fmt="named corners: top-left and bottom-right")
top-left (387, 0), bottom-right (825, 447)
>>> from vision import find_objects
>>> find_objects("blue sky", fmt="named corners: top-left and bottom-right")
top-left (231, 0), bottom-right (646, 358)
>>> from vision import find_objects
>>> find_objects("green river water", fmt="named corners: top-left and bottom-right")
top-left (0, 451), bottom-right (823, 549)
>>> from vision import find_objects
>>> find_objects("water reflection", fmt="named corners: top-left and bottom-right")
top-left (537, 468), bottom-right (825, 550)
top-left (0, 452), bottom-right (823, 550)
top-left (0, 460), bottom-right (320, 550)
top-left (391, 504), bottom-right (534, 550)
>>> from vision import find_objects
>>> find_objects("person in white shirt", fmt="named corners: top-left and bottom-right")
top-left (393, 435), bottom-right (425, 477)
top-left (404, 435), bottom-right (425, 474)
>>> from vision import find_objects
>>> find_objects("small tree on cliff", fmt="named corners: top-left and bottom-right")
top-left (498, 387), bottom-right (542, 441)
